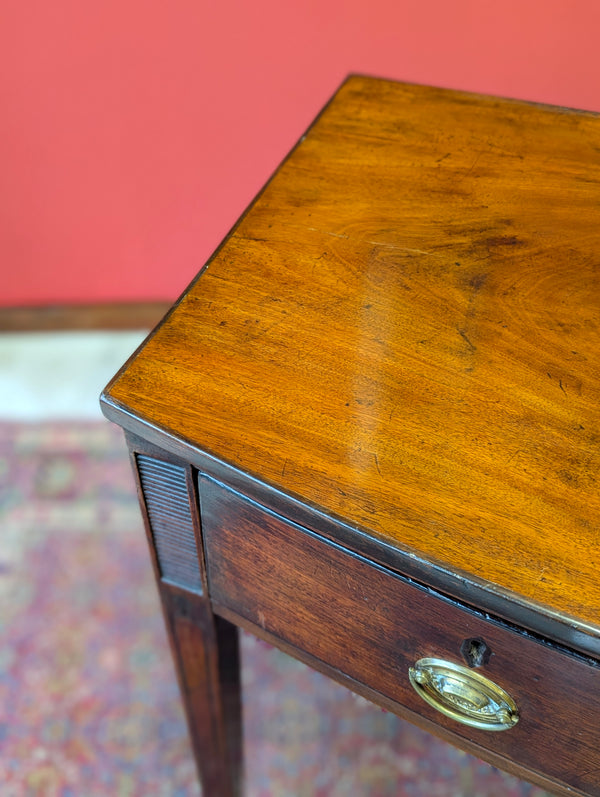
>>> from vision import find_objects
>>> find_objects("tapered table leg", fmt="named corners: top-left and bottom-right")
top-left (127, 442), bottom-right (243, 795)
top-left (162, 588), bottom-right (242, 797)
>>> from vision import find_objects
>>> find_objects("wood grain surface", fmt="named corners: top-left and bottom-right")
top-left (103, 77), bottom-right (600, 637)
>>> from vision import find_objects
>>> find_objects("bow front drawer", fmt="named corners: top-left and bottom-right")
top-left (200, 475), bottom-right (600, 797)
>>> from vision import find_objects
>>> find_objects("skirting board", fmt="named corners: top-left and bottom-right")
top-left (0, 302), bottom-right (173, 331)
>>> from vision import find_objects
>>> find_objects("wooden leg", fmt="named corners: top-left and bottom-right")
top-left (127, 442), bottom-right (243, 794)
top-left (162, 588), bottom-right (242, 797)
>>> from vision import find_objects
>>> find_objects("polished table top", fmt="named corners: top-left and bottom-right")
top-left (104, 76), bottom-right (600, 658)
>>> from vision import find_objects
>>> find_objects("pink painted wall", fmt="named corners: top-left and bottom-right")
top-left (2, 0), bottom-right (599, 306)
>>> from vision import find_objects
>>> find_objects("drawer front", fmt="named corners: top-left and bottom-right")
top-left (200, 476), bottom-right (600, 796)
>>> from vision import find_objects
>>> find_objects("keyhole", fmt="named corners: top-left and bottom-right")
top-left (461, 637), bottom-right (492, 668)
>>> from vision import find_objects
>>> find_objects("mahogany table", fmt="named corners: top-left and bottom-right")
top-left (101, 76), bottom-right (600, 796)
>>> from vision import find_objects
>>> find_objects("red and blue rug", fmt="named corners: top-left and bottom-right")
top-left (0, 421), bottom-right (551, 796)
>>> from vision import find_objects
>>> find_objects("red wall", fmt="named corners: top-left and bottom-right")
top-left (2, 0), bottom-right (599, 306)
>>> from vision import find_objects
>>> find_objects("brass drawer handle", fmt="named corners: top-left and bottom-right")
top-left (409, 657), bottom-right (519, 731)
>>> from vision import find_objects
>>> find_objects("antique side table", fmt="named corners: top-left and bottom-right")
top-left (101, 77), bottom-right (600, 796)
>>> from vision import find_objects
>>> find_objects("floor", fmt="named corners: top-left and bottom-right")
top-left (0, 331), bottom-right (148, 420)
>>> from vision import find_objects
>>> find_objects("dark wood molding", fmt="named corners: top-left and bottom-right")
top-left (0, 301), bottom-right (172, 332)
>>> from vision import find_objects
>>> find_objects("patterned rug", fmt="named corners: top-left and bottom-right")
top-left (0, 421), bottom-right (552, 797)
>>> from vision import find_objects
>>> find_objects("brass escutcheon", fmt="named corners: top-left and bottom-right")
top-left (409, 657), bottom-right (519, 731)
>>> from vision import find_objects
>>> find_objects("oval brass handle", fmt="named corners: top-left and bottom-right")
top-left (409, 658), bottom-right (519, 731)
